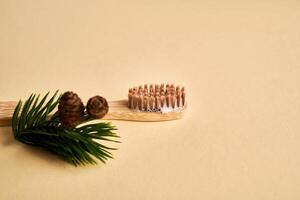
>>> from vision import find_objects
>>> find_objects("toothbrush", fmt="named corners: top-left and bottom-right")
top-left (0, 84), bottom-right (187, 126)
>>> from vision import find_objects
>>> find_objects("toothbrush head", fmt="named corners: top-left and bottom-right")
top-left (128, 83), bottom-right (186, 113)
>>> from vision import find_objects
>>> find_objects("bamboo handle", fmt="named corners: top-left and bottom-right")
top-left (0, 100), bottom-right (186, 126)
top-left (0, 101), bottom-right (16, 127)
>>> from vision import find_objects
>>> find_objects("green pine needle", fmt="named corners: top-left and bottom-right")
top-left (12, 91), bottom-right (119, 166)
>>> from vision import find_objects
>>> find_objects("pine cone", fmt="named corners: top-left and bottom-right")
top-left (58, 91), bottom-right (85, 128)
top-left (86, 96), bottom-right (109, 119)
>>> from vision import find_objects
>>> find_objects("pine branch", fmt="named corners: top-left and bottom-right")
top-left (11, 91), bottom-right (119, 166)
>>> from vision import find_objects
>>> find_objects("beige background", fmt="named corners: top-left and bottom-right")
top-left (0, 0), bottom-right (300, 199)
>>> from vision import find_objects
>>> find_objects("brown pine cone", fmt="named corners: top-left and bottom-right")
top-left (58, 91), bottom-right (85, 128)
top-left (86, 96), bottom-right (109, 119)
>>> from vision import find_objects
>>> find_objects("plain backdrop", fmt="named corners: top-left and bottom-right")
top-left (0, 0), bottom-right (300, 199)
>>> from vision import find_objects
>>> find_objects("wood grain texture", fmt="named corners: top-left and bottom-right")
top-left (0, 100), bottom-right (186, 126)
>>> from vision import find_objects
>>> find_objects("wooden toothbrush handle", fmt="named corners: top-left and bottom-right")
top-left (0, 101), bottom-right (16, 127)
top-left (0, 100), bottom-right (186, 126)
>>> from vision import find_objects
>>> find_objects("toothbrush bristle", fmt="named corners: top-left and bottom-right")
top-left (128, 84), bottom-right (186, 113)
